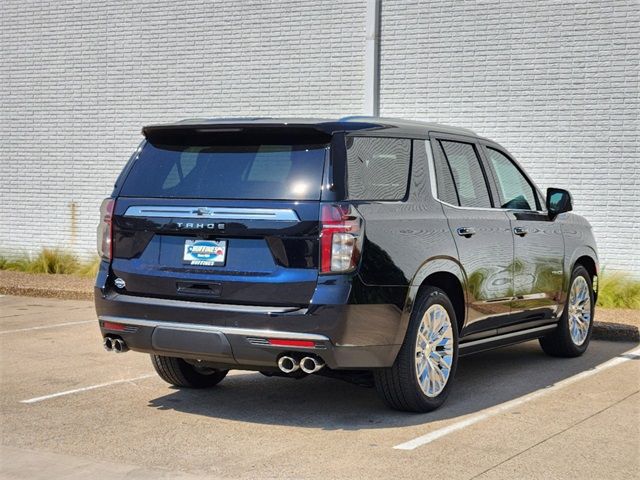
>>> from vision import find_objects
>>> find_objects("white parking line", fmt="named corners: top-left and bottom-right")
top-left (20, 374), bottom-right (156, 404)
top-left (393, 345), bottom-right (640, 450)
top-left (0, 320), bottom-right (93, 334)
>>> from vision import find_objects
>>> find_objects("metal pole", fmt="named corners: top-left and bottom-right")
top-left (364, 0), bottom-right (381, 116)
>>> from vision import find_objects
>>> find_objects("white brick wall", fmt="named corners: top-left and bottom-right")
top-left (0, 0), bottom-right (367, 259)
top-left (1, 0), bottom-right (638, 277)
top-left (379, 0), bottom-right (639, 275)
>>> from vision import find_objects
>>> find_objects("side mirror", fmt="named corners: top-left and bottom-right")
top-left (546, 187), bottom-right (572, 219)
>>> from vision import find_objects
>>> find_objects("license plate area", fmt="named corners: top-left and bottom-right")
top-left (183, 239), bottom-right (227, 266)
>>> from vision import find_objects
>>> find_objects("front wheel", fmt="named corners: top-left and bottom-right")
top-left (374, 287), bottom-right (459, 412)
top-left (539, 265), bottom-right (594, 357)
top-left (151, 355), bottom-right (228, 388)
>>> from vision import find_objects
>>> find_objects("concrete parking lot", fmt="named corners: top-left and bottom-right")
top-left (1, 295), bottom-right (638, 479)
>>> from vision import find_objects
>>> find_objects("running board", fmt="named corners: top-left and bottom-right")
top-left (459, 324), bottom-right (557, 356)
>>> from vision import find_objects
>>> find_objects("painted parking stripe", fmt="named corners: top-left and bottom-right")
top-left (0, 320), bottom-right (93, 334)
top-left (394, 345), bottom-right (640, 450)
top-left (20, 374), bottom-right (156, 404)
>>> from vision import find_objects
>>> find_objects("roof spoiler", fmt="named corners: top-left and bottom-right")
top-left (142, 123), bottom-right (334, 146)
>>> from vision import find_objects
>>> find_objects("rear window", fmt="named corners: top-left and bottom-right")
top-left (346, 137), bottom-right (411, 200)
top-left (120, 143), bottom-right (327, 200)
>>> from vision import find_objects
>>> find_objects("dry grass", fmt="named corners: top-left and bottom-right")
top-left (0, 249), bottom-right (99, 278)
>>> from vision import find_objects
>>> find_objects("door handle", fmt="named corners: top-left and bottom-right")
top-left (457, 227), bottom-right (476, 238)
top-left (513, 226), bottom-right (528, 237)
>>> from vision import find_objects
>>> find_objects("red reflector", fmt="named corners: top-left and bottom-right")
top-left (267, 338), bottom-right (316, 348)
top-left (103, 321), bottom-right (126, 331)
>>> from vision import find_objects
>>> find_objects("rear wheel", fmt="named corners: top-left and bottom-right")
top-left (539, 265), bottom-right (594, 357)
top-left (374, 287), bottom-right (459, 412)
top-left (151, 355), bottom-right (228, 388)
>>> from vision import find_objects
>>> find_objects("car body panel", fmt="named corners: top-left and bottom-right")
top-left (95, 117), bottom-right (599, 372)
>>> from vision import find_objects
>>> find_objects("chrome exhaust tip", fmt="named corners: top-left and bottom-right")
top-left (300, 356), bottom-right (325, 374)
top-left (112, 338), bottom-right (129, 353)
top-left (277, 356), bottom-right (299, 374)
top-left (103, 337), bottom-right (114, 352)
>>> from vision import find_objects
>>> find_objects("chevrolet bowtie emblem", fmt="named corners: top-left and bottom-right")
top-left (195, 207), bottom-right (213, 216)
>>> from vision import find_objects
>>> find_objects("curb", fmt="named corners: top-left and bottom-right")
top-left (592, 321), bottom-right (640, 343)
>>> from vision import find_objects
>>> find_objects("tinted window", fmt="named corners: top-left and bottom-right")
top-left (486, 148), bottom-right (538, 210)
top-left (430, 141), bottom-right (459, 205)
top-left (439, 140), bottom-right (492, 208)
top-left (120, 143), bottom-right (327, 200)
top-left (346, 137), bottom-right (411, 200)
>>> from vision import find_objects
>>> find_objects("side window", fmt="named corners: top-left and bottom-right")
top-left (346, 137), bottom-right (411, 200)
top-left (486, 148), bottom-right (538, 210)
top-left (430, 141), bottom-right (459, 205)
top-left (439, 140), bottom-right (492, 208)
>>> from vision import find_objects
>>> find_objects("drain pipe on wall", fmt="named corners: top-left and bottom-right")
top-left (363, 0), bottom-right (381, 116)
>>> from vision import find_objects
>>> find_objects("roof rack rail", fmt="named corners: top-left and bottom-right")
top-left (338, 115), bottom-right (476, 136)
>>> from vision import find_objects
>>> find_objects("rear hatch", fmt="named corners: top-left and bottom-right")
top-left (110, 125), bottom-right (330, 307)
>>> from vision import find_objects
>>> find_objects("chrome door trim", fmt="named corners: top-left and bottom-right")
top-left (459, 324), bottom-right (556, 349)
top-left (123, 206), bottom-right (300, 221)
top-left (424, 139), bottom-right (546, 215)
top-left (99, 315), bottom-right (330, 342)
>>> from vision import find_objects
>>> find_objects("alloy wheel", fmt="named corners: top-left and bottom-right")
top-left (568, 276), bottom-right (592, 346)
top-left (414, 304), bottom-right (454, 397)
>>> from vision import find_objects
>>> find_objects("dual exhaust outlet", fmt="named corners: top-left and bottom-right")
top-left (103, 336), bottom-right (128, 353)
top-left (278, 355), bottom-right (325, 374)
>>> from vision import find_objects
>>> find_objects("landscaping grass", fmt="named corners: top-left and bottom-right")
top-left (596, 271), bottom-right (640, 310)
top-left (0, 249), bottom-right (99, 278)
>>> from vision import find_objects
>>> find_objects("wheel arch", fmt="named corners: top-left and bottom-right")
top-left (393, 256), bottom-right (468, 346)
top-left (567, 247), bottom-right (599, 301)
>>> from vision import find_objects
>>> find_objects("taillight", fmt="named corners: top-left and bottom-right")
top-left (319, 204), bottom-right (364, 274)
top-left (97, 198), bottom-right (115, 261)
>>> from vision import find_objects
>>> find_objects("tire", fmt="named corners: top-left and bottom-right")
top-left (374, 287), bottom-right (459, 412)
top-left (539, 265), bottom-right (594, 358)
top-left (151, 355), bottom-right (228, 388)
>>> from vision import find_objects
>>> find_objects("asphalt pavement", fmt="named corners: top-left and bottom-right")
top-left (1, 295), bottom-right (638, 479)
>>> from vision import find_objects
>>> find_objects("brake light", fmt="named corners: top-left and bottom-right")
top-left (268, 338), bottom-right (316, 348)
top-left (102, 321), bottom-right (126, 331)
top-left (319, 204), bottom-right (364, 274)
top-left (97, 198), bottom-right (115, 261)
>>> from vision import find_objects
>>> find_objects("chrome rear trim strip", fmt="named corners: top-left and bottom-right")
top-left (108, 293), bottom-right (306, 314)
top-left (459, 324), bottom-right (556, 349)
top-left (123, 206), bottom-right (300, 221)
top-left (99, 316), bottom-right (330, 342)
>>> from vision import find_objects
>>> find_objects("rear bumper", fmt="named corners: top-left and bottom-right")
top-left (95, 288), bottom-right (404, 370)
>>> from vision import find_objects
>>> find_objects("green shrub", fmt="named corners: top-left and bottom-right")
top-left (597, 271), bottom-right (640, 309)
top-left (75, 256), bottom-right (100, 277)
top-left (0, 249), bottom-right (99, 277)
top-left (29, 248), bottom-right (79, 274)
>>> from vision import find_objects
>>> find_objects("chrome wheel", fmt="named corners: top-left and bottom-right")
top-left (568, 276), bottom-right (591, 346)
top-left (415, 304), bottom-right (454, 397)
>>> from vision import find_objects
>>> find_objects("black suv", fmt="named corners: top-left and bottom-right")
top-left (95, 117), bottom-right (598, 412)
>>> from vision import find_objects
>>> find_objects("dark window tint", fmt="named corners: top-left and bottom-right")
top-left (439, 140), bottom-right (492, 208)
top-left (346, 137), bottom-right (411, 200)
top-left (120, 143), bottom-right (327, 200)
top-left (430, 140), bottom-right (459, 205)
top-left (486, 148), bottom-right (538, 210)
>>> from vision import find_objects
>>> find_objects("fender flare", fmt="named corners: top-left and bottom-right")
top-left (566, 245), bottom-right (599, 295)
top-left (391, 256), bottom-right (468, 346)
